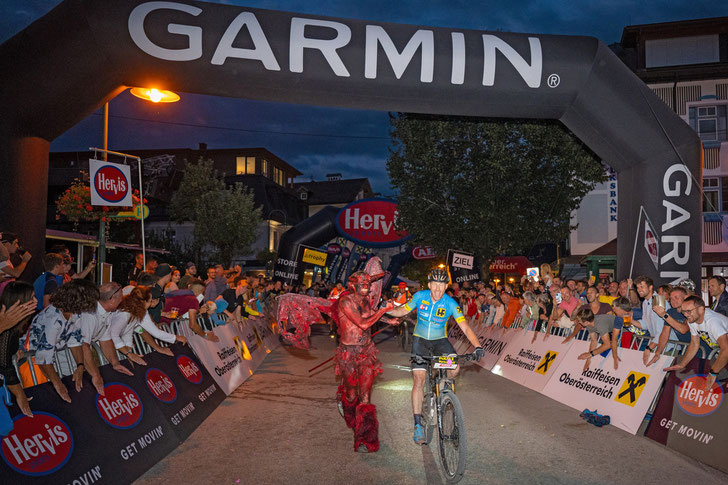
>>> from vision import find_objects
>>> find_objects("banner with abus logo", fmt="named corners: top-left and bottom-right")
top-left (645, 358), bottom-right (728, 473)
top-left (89, 158), bottom-right (133, 207)
top-left (540, 340), bottom-right (673, 434)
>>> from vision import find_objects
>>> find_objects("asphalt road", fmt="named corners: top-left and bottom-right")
top-left (135, 328), bottom-right (727, 485)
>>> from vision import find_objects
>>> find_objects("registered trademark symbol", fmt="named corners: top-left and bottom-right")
top-left (547, 74), bottom-right (560, 88)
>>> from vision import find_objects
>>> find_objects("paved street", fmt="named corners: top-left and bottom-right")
top-left (135, 328), bottom-right (727, 485)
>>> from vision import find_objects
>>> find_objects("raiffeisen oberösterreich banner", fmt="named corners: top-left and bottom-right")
top-left (540, 339), bottom-right (673, 434)
top-left (490, 330), bottom-right (575, 393)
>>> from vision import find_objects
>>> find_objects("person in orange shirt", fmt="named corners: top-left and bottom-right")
top-left (329, 281), bottom-right (345, 300)
top-left (393, 282), bottom-right (412, 306)
top-left (500, 292), bottom-right (522, 328)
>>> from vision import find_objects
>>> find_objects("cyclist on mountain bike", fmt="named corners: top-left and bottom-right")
top-left (387, 268), bottom-right (484, 444)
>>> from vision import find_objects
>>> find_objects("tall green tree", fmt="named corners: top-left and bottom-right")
top-left (387, 114), bottom-right (606, 266)
top-left (169, 158), bottom-right (262, 266)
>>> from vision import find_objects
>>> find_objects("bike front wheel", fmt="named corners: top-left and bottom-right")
top-left (437, 392), bottom-right (467, 483)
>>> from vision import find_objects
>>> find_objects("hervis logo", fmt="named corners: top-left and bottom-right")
top-left (675, 375), bottom-right (723, 417)
top-left (145, 368), bottom-right (177, 403)
top-left (1, 412), bottom-right (73, 476)
top-left (177, 355), bottom-right (203, 384)
top-left (614, 371), bottom-right (649, 407)
top-left (535, 351), bottom-right (558, 375)
top-left (96, 382), bottom-right (143, 429)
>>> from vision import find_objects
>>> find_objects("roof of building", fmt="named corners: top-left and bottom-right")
top-left (49, 146), bottom-right (302, 177)
top-left (292, 178), bottom-right (374, 205)
top-left (620, 17), bottom-right (728, 47)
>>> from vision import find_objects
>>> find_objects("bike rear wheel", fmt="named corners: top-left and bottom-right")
top-left (437, 392), bottom-right (467, 483)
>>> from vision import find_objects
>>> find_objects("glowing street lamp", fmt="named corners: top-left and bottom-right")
top-left (129, 87), bottom-right (180, 103)
top-left (96, 87), bottom-right (180, 281)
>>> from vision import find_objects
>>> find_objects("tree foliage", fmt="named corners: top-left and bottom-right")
top-left (387, 114), bottom-right (606, 264)
top-left (169, 158), bottom-right (262, 266)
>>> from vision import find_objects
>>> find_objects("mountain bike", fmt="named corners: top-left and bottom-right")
top-left (417, 353), bottom-right (474, 483)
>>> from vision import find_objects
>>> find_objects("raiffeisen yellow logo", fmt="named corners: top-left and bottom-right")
top-left (535, 351), bottom-right (558, 375)
top-left (615, 371), bottom-right (650, 407)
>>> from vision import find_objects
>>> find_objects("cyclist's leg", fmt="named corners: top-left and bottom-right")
top-left (411, 336), bottom-right (429, 414)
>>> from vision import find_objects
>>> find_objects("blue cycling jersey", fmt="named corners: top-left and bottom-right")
top-left (404, 290), bottom-right (465, 340)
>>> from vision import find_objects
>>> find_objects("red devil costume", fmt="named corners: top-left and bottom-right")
top-left (335, 271), bottom-right (394, 452)
top-left (276, 257), bottom-right (396, 453)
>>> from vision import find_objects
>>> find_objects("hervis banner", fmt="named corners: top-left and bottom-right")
top-left (0, 344), bottom-right (224, 484)
top-left (540, 339), bottom-right (673, 434)
top-left (89, 158), bottom-right (133, 207)
top-left (490, 330), bottom-right (575, 393)
top-left (645, 358), bottom-right (728, 474)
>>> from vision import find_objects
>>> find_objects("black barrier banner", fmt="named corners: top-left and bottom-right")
top-left (447, 249), bottom-right (481, 285)
top-left (644, 358), bottom-right (727, 473)
top-left (0, 346), bottom-right (225, 483)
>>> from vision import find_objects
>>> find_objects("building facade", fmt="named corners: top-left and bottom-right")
top-left (48, 145), bottom-right (306, 266)
top-left (572, 17), bottom-right (728, 292)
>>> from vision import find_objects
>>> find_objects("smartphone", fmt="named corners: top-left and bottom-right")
top-left (555, 293), bottom-right (563, 304)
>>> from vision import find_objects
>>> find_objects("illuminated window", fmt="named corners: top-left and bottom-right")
top-left (262, 159), bottom-right (268, 176)
top-left (273, 167), bottom-right (284, 186)
top-left (235, 156), bottom-right (256, 174)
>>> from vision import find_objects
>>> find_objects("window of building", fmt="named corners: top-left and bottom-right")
top-left (704, 177), bottom-right (719, 212)
top-left (300, 191), bottom-right (308, 200)
top-left (235, 156), bottom-right (256, 174)
top-left (689, 105), bottom-right (727, 141)
top-left (261, 159), bottom-right (268, 177)
top-left (645, 35), bottom-right (719, 68)
top-left (273, 167), bottom-right (284, 186)
top-left (722, 177), bottom-right (728, 212)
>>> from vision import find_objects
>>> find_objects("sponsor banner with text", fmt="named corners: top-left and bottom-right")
top-left (540, 340), bottom-right (673, 434)
top-left (0, 345), bottom-right (224, 484)
top-left (180, 319), bottom-right (279, 395)
top-left (490, 330), bottom-right (575, 393)
top-left (645, 358), bottom-right (727, 474)
top-left (451, 325), bottom-right (523, 371)
top-left (448, 320), bottom-right (492, 355)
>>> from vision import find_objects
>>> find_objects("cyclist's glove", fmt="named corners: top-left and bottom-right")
top-left (473, 347), bottom-right (485, 362)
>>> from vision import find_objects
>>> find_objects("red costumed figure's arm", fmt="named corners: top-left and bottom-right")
top-left (339, 298), bottom-right (394, 331)
top-left (276, 294), bottom-right (336, 349)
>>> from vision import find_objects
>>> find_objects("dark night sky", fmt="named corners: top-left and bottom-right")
top-left (2, 0), bottom-right (727, 194)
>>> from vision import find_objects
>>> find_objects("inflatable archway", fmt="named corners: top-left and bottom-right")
top-left (0, 0), bottom-right (700, 284)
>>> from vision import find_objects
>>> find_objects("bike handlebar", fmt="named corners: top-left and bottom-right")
top-left (409, 353), bottom-right (475, 362)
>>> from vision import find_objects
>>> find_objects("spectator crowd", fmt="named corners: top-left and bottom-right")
top-left (0, 231), bottom-right (314, 417)
top-left (2, 227), bottom-right (726, 416)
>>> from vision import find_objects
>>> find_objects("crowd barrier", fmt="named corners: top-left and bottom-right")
top-left (449, 316), bottom-right (683, 434)
top-left (1, 306), bottom-right (280, 484)
top-left (450, 312), bottom-right (727, 471)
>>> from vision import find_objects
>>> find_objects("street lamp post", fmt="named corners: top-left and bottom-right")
top-left (97, 87), bottom-right (179, 282)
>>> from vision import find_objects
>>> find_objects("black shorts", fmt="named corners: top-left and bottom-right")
top-left (411, 336), bottom-right (456, 370)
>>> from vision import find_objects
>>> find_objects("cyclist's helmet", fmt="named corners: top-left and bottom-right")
top-left (428, 268), bottom-right (449, 283)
